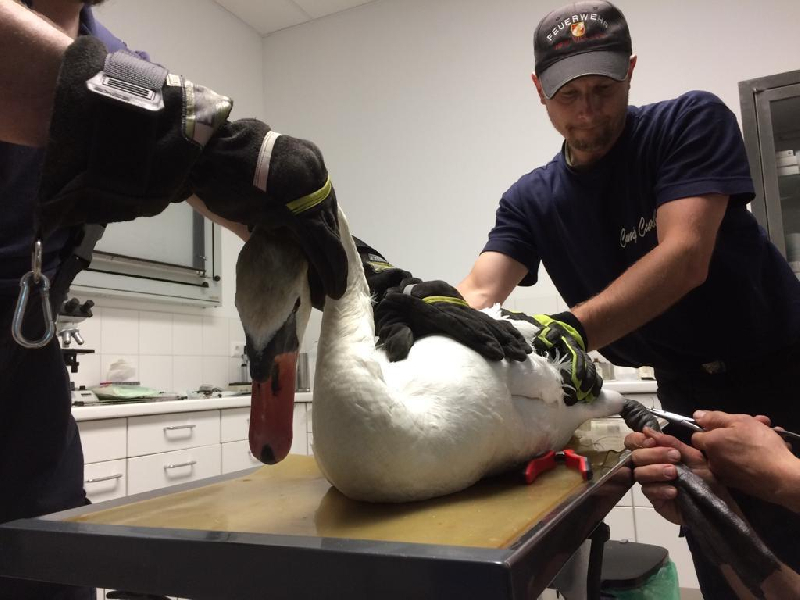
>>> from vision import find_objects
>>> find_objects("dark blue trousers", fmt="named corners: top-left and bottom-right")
top-left (0, 291), bottom-right (93, 600)
top-left (656, 338), bottom-right (800, 599)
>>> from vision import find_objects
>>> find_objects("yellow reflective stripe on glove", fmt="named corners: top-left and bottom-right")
top-left (367, 260), bottom-right (396, 272)
top-left (422, 296), bottom-right (470, 308)
top-left (287, 177), bottom-right (332, 215)
top-left (531, 314), bottom-right (586, 351)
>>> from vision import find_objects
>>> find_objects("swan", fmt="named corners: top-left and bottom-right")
top-left (236, 210), bottom-right (624, 502)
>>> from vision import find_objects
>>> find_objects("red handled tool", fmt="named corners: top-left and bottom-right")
top-left (521, 449), bottom-right (593, 484)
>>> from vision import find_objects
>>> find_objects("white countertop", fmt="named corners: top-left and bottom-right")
top-left (72, 380), bottom-right (655, 422)
top-left (72, 391), bottom-right (313, 421)
top-left (603, 380), bottom-right (657, 394)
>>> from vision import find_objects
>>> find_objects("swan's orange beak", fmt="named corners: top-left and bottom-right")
top-left (247, 308), bottom-right (299, 465)
top-left (249, 352), bottom-right (297, 464)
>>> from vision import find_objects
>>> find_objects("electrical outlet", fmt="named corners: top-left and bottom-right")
top-left (231, 342), bottom-right (246, 358)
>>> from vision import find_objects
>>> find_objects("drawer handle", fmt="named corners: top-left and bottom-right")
top-left (164, 424), bottom-right (197, 432)
top-left (164, 460), bottom-right (196, 470)
top-left (85, 473), bottom-right (123, 484)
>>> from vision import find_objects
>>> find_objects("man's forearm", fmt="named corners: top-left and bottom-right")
top-left (0, 0), bottom-right (71, 146)
top-left (775, 457), bottom-right (800, 515)
top-left (186, 195), bottom-right (250, 242)
top-left (573, 238), bottom-right (707, 351)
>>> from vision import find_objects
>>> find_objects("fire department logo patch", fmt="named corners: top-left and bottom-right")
top-left (571, 21), bottom-right (586, 37)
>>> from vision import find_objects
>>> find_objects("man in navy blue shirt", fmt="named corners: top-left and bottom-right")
top-left (457, 1), bottom-right (800, 597)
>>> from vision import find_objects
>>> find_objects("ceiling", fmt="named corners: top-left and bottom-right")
top-left (215, 0), bottom-right (373, 36)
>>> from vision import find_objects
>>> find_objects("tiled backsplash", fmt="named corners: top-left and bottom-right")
top-left (65, 285), bottom-right (557, 395)
top-left (68, 307), bottom-right (322, 395)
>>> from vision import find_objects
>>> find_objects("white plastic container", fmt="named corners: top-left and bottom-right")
top-left (779, 164), bottom-right (800, 176)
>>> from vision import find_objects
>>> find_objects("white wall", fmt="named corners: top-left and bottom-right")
top-left (259, 0), bottom-right (800, 314)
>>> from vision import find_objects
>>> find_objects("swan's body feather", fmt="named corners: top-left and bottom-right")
top-left (311, 209), bottom-right (624, 502)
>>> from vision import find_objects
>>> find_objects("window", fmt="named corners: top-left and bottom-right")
top-left (71, 205), bottom-right (222, 306)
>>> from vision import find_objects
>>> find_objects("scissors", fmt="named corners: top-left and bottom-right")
top-left (648, 408), bottom-right (800, 444)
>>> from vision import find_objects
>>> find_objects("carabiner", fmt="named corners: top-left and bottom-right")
top-left (11, 240), bottom-right (55, 349)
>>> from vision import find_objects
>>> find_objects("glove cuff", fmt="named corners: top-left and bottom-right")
top-left (551, 311), bottom-right (588, 350)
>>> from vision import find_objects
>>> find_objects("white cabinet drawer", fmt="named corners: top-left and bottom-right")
top-left (221, 407), bottom-right (250, 442)
top-left (128, 411), bottom-right (220, 457)
top-left (78, 418), bottom-right (126, 464)
top-left (291, 404), bottom-right (308, 457)
top-left (127, 445), bottom-right (221, 495)
top-left (221, 440), bottom-right (262, 473)
top-left (84, 459), bottom-right (126, 503)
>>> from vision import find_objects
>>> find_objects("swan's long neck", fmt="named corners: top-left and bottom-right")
top-left (317, 209), bottom-right (383, 391)
top-left (320, 209), bottom-right (377, 350)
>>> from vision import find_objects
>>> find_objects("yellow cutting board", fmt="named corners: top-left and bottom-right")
top-left (71, 450), bottom-right (622, 549)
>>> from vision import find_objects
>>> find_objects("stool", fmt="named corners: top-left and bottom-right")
top-left (600, 540), bottom-right (677, 598)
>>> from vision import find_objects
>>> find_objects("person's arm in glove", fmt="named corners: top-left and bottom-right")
top-left (353, 236), bottom-right (413, 303)
top-left (190, 119), bottom-right (348, 304)
top-left (502, 310), bottom-right (601, 405)
top-left (36, 35), bottom-right (232, 238)
top-left (375, 279), bottom-right (531, 363)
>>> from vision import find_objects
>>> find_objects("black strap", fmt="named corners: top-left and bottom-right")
top-left (50, 225), bottom-right (106, 313)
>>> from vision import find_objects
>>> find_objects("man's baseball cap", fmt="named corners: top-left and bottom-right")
top-left (534, 1), bottom-right (632, 99)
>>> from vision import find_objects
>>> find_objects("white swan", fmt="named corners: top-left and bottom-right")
top-left (236, 209), bottom-right (624, 502)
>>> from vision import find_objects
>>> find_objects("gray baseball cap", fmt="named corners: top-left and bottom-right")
top-left (534, 1), bottom-right (632, 99)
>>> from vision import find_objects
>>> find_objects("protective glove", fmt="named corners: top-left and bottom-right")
top-left (353, 237), bottom-right (412, 303)
top-left (375, 279), bottom-right (532, 362)
top-left (191, 119), bottom-right (347, 301)
top-left (502, 310), bottom-right (601, 405)
top-left (38, 36), bottom-right (232, 238)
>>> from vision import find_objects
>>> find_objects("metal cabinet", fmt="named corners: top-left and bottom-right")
top-left (740, 69), bottom-right (800, 275)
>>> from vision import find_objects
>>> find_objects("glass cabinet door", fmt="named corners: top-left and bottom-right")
top-left (754, 83), bottom-right (800, 272)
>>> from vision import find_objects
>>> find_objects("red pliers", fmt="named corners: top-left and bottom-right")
top-left (521, 449), bottom-right (593, 484)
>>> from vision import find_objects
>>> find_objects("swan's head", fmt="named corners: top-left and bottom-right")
top-left (236, 227), bottom-right (311, 465)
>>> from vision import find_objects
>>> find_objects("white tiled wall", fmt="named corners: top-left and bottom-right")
top-left (67, 307), bottom-right (248, 395)
top-left (66, 302), bottom-right (323, 396)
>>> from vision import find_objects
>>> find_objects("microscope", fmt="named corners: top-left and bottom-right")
top-left (58, 297), bottom-right (99, 404)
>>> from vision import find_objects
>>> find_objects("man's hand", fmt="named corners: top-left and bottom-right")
top-left (505, 311), bottom-right (601, 404)
top-left (375, 280), bottom-right (531, 362)
top-left (624, 428), bottom-right (727, 526)
top-left (692, 411), bottom-right (797, 505)
top-left (191, 120), bottom-right (347, 302)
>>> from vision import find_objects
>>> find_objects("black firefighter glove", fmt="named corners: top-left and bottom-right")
top-left (503, 310), bottom-right (602, 405)
top-left (37, 36), bottom-right (232, 238)
top-left (190, 119), bottom-right (347, 305)
top-left (353, 237), bottom-right (413, 303)
top-left (374, 279), bottom-right (532, 362)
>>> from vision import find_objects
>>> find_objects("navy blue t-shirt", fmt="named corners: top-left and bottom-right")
top-left (484, 91), bottom-right (800, 369)
top-left (0, 6), bottom-right (148, 295)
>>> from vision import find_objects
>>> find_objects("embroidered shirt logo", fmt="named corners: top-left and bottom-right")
top-left (620, 210), bottom-right (657, 248)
